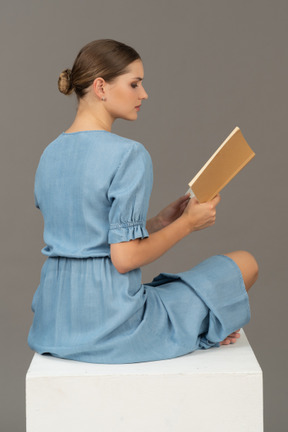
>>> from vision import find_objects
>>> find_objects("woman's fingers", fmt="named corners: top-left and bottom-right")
top-left (210, 194), bottom-right (221, 207)
top-left (175, 194), bottom-right (191, 207)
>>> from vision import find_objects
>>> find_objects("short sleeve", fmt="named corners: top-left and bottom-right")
top-left (108, 142), bottom-right (153, 244)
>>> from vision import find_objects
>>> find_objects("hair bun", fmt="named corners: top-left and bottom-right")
top-left (58, 69), bottom-right (74, 95)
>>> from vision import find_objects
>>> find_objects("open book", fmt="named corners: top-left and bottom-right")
top-left (186, 127), bottom-right (255, 202)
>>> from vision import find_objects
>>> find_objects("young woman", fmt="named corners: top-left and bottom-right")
top-left (28, 39), bottom-right (258, 364)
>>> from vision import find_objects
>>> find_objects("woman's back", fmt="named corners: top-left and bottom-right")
top-left (29, 130), bottom-right (158, 363)
top-left (35, 130), bottom-right (152, 258)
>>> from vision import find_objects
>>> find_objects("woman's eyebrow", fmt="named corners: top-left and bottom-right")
top-left (132, 77), bottom-right (143, 81)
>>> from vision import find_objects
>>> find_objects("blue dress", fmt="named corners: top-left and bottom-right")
top-left (28, 131), bottom-right (250, 364)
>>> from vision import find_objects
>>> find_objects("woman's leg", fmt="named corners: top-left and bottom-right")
top-left (220, 250), bottom-right (258, 345)
top-left (224, 250), bottom-right (259, 292)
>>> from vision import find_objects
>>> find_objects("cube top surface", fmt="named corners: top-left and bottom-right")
top-left (27, 330), bottom-right (262, 378)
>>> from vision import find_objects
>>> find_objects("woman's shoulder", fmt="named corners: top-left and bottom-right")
top-left (38, 131), bottom-right (151, 166)
top-left (104, 131), bottom-right (149, 155)
top-left (44, 130), bottom-right (146, 148)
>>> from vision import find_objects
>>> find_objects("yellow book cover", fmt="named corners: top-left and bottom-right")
top-left (187, 127), bottom-right (255, 203)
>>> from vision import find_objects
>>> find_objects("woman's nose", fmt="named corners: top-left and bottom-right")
top-left (141, 86), bottom-right (148, 100)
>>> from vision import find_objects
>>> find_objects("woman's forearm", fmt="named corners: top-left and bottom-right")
top-left (111, 215), bottom-right (192, 273)
top-left (146, 215), bottom-right (163, 234)
top-left (146, 194), bottom-right (191, 234)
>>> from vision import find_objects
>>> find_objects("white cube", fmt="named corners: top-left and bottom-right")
top-left (26, 330), bottom-right (263, 432)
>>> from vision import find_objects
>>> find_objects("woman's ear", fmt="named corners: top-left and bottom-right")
top-left (93, 77), bottom-right (106, 100)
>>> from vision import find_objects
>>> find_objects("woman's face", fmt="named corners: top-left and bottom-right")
top-left (105, 59), bottom-right (148, 121)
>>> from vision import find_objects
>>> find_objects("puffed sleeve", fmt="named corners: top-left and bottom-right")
top-left (108, 142), bottom-right (153, 244)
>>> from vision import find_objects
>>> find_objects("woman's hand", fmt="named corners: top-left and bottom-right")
top-left (147, 194), bottom-right (190, 233)
top-left (181, 194), bottom-right (221, 232)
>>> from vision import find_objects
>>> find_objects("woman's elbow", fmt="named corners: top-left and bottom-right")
top-left (110, 242), bottom-right (137, 274)
top-left (112, 259), bottom-right (131, 274)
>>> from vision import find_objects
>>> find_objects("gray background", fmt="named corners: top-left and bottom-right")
top-left (1, 0), bottom-right (287, 430)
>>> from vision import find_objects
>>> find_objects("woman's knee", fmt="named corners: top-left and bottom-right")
top-left (224, 250), bottom-right (259, 292)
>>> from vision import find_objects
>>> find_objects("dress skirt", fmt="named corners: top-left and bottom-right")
top-left (28, 254), bottom-right (250, 364)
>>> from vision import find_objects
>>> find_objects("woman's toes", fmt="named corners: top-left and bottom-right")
top-left (220, 330), bottom-right (241, 346)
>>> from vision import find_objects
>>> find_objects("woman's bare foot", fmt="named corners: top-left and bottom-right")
top-left (220, 329), bottom-right (241, 346)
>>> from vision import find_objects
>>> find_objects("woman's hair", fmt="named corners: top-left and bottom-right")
top-left (58, 39), bottom-right (141, 98)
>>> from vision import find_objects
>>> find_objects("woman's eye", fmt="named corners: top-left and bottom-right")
top-left (131, 83), bottom-right (138, 89)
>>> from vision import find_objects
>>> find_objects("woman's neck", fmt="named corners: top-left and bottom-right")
top-left (65, 99), bottom-right (114, 133)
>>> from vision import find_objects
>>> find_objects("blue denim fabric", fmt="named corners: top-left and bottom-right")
top-left (28, 131), bottom-right (250, 364)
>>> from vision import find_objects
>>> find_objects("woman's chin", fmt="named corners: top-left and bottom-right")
top-left (121, 113), bottom-right (138, 122)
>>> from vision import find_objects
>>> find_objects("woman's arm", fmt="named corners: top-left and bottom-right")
top-left (111, 195), bottom-right (221, 274)
top-left (146, 194), bottom-right (191, 233)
